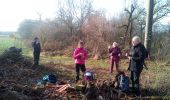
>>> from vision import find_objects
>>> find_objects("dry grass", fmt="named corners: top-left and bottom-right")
top-left (39, 55), bottom-right (170, 98)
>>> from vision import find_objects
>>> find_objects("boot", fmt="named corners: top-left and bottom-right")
top-left (134, 84), bottom-right (141, 97)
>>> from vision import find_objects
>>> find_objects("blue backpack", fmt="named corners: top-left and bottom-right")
top-left (116, 72), bottom-right (129, 92)
top-left (119, 74), bottom-right (129, 92)
top-left (43, 74), bottom-right (57, 83)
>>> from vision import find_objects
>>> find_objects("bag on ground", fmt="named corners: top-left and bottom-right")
top-left (116, 72), bottom-right (129, 92)
top-left (84, 71), bottom-right (94, 81)
top-left (43, 74), bottom-right (57, 83)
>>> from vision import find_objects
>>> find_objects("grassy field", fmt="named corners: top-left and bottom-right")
top-left (40, 54), bottom-right (170, 94)
top-left (0, 37), bottom-right (169, 98)
top-left (40, 55), bottom-right (170, 98)
top-left (0, 37), bottom-right (29, 55)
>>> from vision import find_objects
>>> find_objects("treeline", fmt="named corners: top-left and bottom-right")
top-left (17, 0), bottom-right (170, 60)
top-left (0, 32), bottom-right (14, 35)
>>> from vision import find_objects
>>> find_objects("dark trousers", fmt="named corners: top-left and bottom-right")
top-left (130, 70), bottom-right (142, 96)
top-left (76, 64), bottom-right (86, 80)
top-left (33, 51), bottom-right (40, 65)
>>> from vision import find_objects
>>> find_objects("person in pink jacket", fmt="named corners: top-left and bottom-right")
top-left (73, 41), bottom-right (88, 81)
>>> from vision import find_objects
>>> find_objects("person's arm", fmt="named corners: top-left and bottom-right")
top-left (108, 48), bottom-right (112, 54)
top-left (126, 50), bottom-right (131, 71)
top-left (108, 48), bottom-right (113, 57)
top-left (39, 43), bottom-right (41, 52)
top-left (73, 49), bottom-right (80, 59)
top-left (32, 42), bottom-right (35, 48)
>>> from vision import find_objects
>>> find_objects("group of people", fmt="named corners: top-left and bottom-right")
top-left (32, 36), bottom-right (147, 96)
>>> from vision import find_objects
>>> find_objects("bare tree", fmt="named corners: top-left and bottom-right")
top-left (121, 0), bottom-right (170, 50)
top-left (137, 0), bottom-right (170, 35)
top-left (82, 12), bottom-right (109, 59)
top-left (56, 0), bottom-right (93, 38)
top-left (153, 0), bottom-right (170, 23)
top-left (123, 4), bottom-right (135, 48)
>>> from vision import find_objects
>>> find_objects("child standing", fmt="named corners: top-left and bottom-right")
top-left (108, 42), bottom-right (121, 73)
top-left (73, 41), bottom-right (88, 81)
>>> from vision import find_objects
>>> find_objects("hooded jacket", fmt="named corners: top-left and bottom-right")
top-left (73, 47), bottom-right (87, 64)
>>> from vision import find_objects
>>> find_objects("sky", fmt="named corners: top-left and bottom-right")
top-left (0, 0), bottom-right (58, 31)
top-left (93, 0), bottom-right (125, 17)
top-left (0, 0), bottom-right (169, 31)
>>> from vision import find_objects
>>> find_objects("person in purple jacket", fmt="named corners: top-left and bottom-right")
top-left (108, 42), bottom-right (121, 73)
top-left (73, 41), bottom-right (88, 81)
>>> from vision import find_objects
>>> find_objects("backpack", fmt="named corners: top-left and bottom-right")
top-left (145, 49), bottom-right (149, 59)
top-left (43, 74), bottom-right (57, 83)
top-left (142, 45), bottom-right (148, 59)
top-left (84, 71), bottom-right (94, 81)
top-left (119, 75), bottom-right (129, 92)
top-left (116, 72), bottom-right (129, 92)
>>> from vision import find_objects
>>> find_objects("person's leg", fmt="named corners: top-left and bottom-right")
top-left (130, 71), bottom-right (135, 91)
top-left (81, 64), bottom-right (86, 80)
top-left (33, 52), bottom-right (38, 65)
top-left (76, 64), bottom-right (80, 81)
top-left (110, 59), bottom-right (114, 73)
top-left (36, 52), bottom-right (40, 65)
top-left (115, 59), bottom-right (119, 73)
top-left (134, 70), bottom-right (142, 96)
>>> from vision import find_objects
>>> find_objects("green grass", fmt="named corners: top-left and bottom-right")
top-left (40, 55), bottom-right (110, 68)
top-left (0, 37), bottom-right (29, 55)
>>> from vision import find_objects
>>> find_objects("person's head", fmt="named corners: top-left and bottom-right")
top-left (132, 36), bottom-right (141, 46)
top-left (112, 42), bottom-right (118, 48)
top-left (78, 40), bottom-right (84, 48)
top-left (34, 37), bottom-right (39, 42)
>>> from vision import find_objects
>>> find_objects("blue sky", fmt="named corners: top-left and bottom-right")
top-left (0, 0), bottom-right (169, 31)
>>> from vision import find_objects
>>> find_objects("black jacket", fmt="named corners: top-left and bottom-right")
top-left (129, 43), bottom-right (146, 72)
top-left (32, 41), bottom-right (41, 53)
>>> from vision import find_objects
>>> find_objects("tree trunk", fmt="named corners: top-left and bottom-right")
top-left (129, 21), bottom-right (133, 47)
top-left (144, 0), bottom-right (154, 53)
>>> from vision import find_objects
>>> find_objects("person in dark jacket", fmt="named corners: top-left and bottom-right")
top-left (32, 37), bottom-right (41, 66)
top-left (108, 42), bottom-right (121, 73)
top-left (127, 36), bottom-right (146, 96)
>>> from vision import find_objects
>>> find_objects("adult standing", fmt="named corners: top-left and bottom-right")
top-left (128, 36), bottom-right (147, 96)
top-left (108, 42), bottom-right (121, 73)
top-left (32, 37), bottom-right (41, 66)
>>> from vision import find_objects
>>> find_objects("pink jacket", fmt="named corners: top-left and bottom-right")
top-left (73, 47), bottom-right (87, 64)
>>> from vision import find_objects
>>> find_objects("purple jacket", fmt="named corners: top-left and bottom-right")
top-left (109, 47), bottom-right (121, 59)
top-left (73, 47), bottom-right (87, 64)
